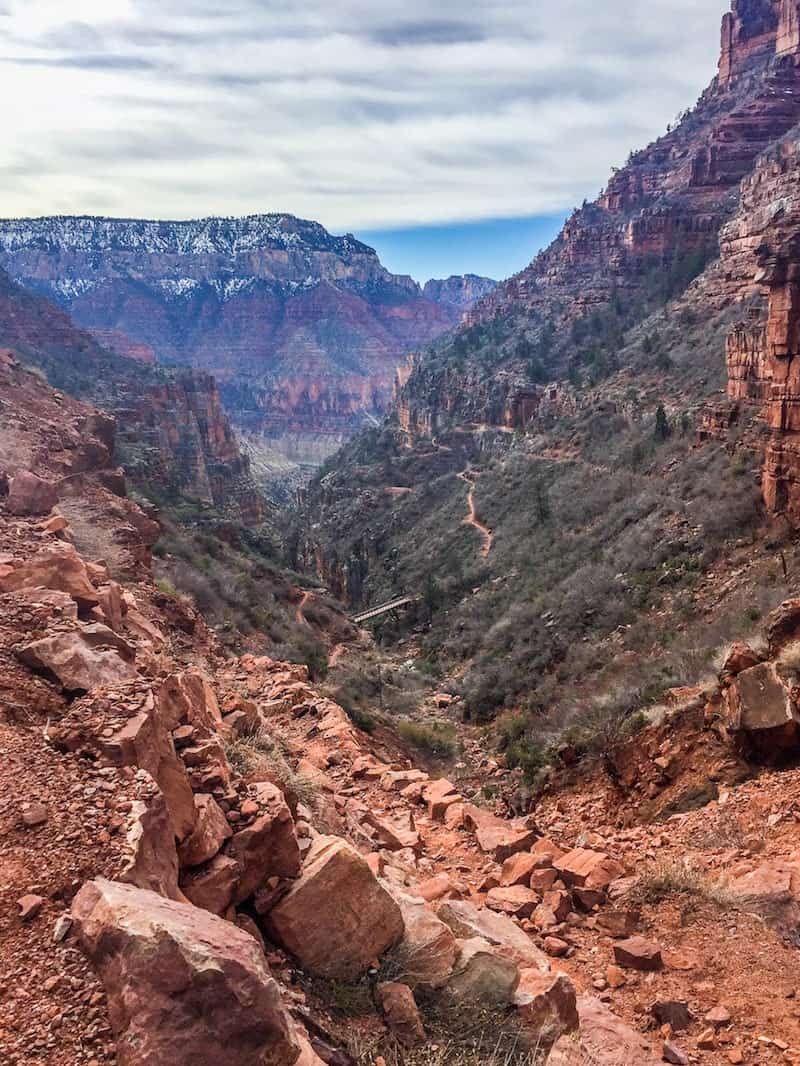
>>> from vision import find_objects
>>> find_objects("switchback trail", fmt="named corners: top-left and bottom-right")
top-left (457, 470), bottom-right (493, 558)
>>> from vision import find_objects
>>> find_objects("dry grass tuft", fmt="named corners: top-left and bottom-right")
top-left (348, 993), bottom-right (562, 1066)
top-left (777, 640), bottom-right (800, 672)
top-left (626, 856), bottom-right (738, 910)
top-left (223, 727), bottom-right (320, 810)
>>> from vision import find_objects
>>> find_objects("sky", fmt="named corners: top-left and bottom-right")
top-left (0, 1), bottom-right (725, 281)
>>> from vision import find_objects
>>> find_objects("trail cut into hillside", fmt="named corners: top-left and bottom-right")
top-left (459, 469), bottom-right (493, 558)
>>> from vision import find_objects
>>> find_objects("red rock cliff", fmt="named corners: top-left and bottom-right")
top-left (0, 268), bottom-right (267, 524)
top-left (714, 126), bottom-right (800, 524)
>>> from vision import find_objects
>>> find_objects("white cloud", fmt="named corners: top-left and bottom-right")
top-left (0, 0), bottom-right (725, 229)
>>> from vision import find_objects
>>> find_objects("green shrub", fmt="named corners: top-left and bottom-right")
top-left (395, 719), bottom-right (457, 758)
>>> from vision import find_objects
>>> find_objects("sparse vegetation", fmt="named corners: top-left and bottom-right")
top-left (628, 857), bottom-right (737, 910)
top-left (348, 996), bottom-right (554, 1066)
top-left (395, 719), bottom-right (458, 759)
top-left (222, 728), bottom-right (320, 810)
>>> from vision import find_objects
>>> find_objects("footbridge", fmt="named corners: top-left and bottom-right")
top-left (351, 596), bottom-right (418, 625)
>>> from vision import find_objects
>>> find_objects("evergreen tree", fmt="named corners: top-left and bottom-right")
top-left (654, 404), bottom-right (671, 442)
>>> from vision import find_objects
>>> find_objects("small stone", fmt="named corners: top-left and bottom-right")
top-left (727, 1051), bottom-right (743, 1065)
top-left (606, 964), bottom-right (627, 989)
top-left (697, 1028), bottom-right (717, 1050)
top-left (663, 1041), bottom-right (689, 1065)
top-left (544, 936), bottom-right (569, 958)
top-left (613, 936), bottom-right (663, 971)
top-left (705, 1005), bottom-right (732, 1028)
top-left (53, 915), bottom-right (73, 942)
top-left (18, 895), bottom-right (44, 921)
top-left (22, 803), bottom-right (48, 828)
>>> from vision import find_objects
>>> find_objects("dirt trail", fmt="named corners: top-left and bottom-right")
top-left (295, 590), bottom-right (312, 626)
top-left (458, 470), bottom-right (493, 558)
top-left (328, 643), bottom-right (346, 668)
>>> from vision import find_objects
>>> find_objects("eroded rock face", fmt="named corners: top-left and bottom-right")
top-left (177, 794), bottom-right (232, 868)
top-left (229, 781), bottom-right (301, 903)
top-left (0, 216), bottom-right (461, 483)
top-left (72, 879), bottom-right (301, 1066)
top-left (391, 890), bottom-right (459, 991)
top-left (437, 899), bottom-right (551, 973)
top-left (266, 836), bottom-right (404, 979)
top-left (514, 969), bottom-right (579, 1047)
top-left (119, 788), bottom-right (181, 900)
top-left (444, 937), bottom-right (520, 1006)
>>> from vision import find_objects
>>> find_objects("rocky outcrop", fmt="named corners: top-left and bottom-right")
top-left (0, 272), bottom-right (267, 523)
top-left (118, 370), bottom-right (267, 523)
top-left (0, 217), bottom-right (459, 483)
top-left (715, 126), bottom-right (800, 525)
top-left (6, 471), bottom-right (58, 516)
top-left (385, 2), bottom-right (800, 446)
top-left (422, 275), bottom-right (497, 314)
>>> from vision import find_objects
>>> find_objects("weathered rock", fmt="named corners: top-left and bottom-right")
top-left (72, 878), bottom-right (300, 1066)
top-left (500, 852), bottom-right (539, 887)
top-left (720, 641), bottom-right (764, 678)
top-left (553, 849), bottom-right (624, 890)
top-left (445, 937), bottom-right (520, 1006)
top-left (728, 860), bottom-right (800, 906)
top-left (0, 541), bottom-right (99, 608)
top-left (530, 867), bottom-right (559, 892)
top-left (543, 936), bottom-right (569, 958)
top-left (514, 969), bottom-right (579, 1045)
top-left (158, 670), bottom-right (224, 732)
top-left (548, 995), bottom-right (661, 1065)
top-left (177, 795), bottom-right (232, 868)
top-left (228, 782), bottom-right (301, 903)
top-left (17, 626), bottom-right (138, 693)
top-left (266, 836), bottom-right (404, 979)
top-left (531, 837), bottom-right (564, 863)
top-left (362, 810), bottom-right (422, 854)
top-left (767, 598), bottom-right (800, 655)
top-left (486, 886), bottom-right (540, 919)
top-left (381, 769), bottom-right (429, 791)
top-left (422, 778), bottom-right (461, 820)
top-left (438, 899), bottom-right (550, 972)
top-left (723, 661), bottom-right (800, 753)
top-left (663, 1042), bottom-right (690, 1066)
top-left (56, 690), bottom-right (198, 842)
top-left (416, 873), bottom-right (454, 903)
top-left (378, 983), bottom-right (426, 1047)
top-left (595, 909), bottom-right (638, 939)
top-left (391, 890), bottom-right (459, 991)
top-left (181, 854), bottom-right (241, 916)
top-left (6, 471), bottom-right (58, 515)
top-left (463, 806), bottom-right (538, 862)
top-left (18, 894), bottom-right (44, 921)
top-left (120, 789), bottom-right (181, 900)
top-left (613, 936), bottom-right (663, 971)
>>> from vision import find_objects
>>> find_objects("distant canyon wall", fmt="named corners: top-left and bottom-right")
top-left (0, 216), bottom-right (493, 483)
